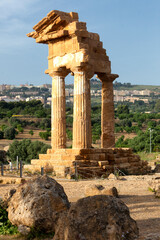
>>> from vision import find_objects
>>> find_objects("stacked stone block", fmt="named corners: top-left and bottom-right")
top-left (24, 148), bottom-right (151, 178)
top-left (25, 10), bottom-right (151, 178)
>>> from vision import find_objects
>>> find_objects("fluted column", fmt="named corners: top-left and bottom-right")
top-left (98, 73), bottom-right (119, 148)
top-left (73, 69), bottom-right (93, 149)
top-left (50, 71), bottom-right (66, 149)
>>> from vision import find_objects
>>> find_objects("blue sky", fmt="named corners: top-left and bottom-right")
top-left (0, 0), bottom-right (160, 86)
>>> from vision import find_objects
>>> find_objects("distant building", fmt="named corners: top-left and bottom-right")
top-left (26, 96), bottom-right (45, 104)
top-left (0, 84), bottom-right (11, 92)
top-left (42, 84), bottom-right (52, 88)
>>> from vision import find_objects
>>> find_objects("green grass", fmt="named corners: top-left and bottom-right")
top-left (0, 201), bottom-right (18, 235)
top-left (148, 187), bottom-right (155, 193)
top-left (137, 152), bottom-right (160, 161)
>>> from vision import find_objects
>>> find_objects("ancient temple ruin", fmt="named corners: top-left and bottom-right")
top-left (25, 10), bottom-right (150, 177)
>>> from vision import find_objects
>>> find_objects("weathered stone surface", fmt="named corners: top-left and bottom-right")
top-left (148, 176), bottom-right (160, 198)
top-left (3, 188), bottom-right (16, 206)
top-left (24, 148), bottom-right (151, 178)
top-left (51, 71), bottom-right (67, 149)
top-left (148, 176), bottom-right (160, 192)
top-left (73, 69), bottom-right (92, 149)
top-left (108, 173), bottom-right (117, 180)
top-left (7, 175), bottom-right (70, 232)
top-left (143, 233), bottom-right (160, 240)
top-left (155, 187), bottom-right (160, 198)
top-left (98, 74), bottom-right (117, 148)
top-left (154, 164), bottom-right (160, 173)
top-left (18, 225), bottom-right (30, 235)
top-left (27, 10), bottom-right (118, 152)
top-left (85, 184), bottom-right (119, 198)
top-left (25, 10), bottom-right (150, 179)
top-left (53, 195), bottom-right (139, 240)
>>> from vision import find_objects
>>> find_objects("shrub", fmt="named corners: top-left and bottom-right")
top-left (7, 139), bottom-right (51, 163)
top-left (4, 127), bottom-right (17, 140)
top-left (0, 200), bottom-right (18, 235)
top-left (39, 131), bottom-right (50, 140)
top-left (117, 105), bottom-right (129, 115)
top-left (17, 124), bottom-right (24, 133)
top-left (66, 129), bottom-right (72, 140)
top-left (0, 131), bottom-right (4, 139)
top-left (0, 150), bottom-right (7, 163)
top-left (9, 117), bottom-right (21, 128)
top-left (1, 124), bottom-right (8, 131)
top-left (29, 130), bottom-right (34, 136)
top-left (40, 118), bottom-right (51, 130)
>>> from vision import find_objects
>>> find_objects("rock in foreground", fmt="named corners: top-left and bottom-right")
top-left (85, 184), bottom-right (119, 198)
top-left (54, 195), bottom-right (139, 240)
top-left (7, 175), bottom-right (70, 232)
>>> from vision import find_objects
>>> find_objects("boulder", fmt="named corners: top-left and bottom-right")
top-left (154, 164), bottom-right (160, 173)
top-left (18, 225), bottom-right (30, 235)
top-left (7, 175), bottom-right (70, 232)
top-left (148, 176), bottom-right (160, 192)
top-left (144, 233), bottom-right (160, 240)
top-left (155, 186), bottom-right (160, 198)
top-left (148, 176), bottom-right (160, 198)
top-left (108, 173), bottom-right (117, 180)
top-left (3, 188), bottom-right (16, 206)
top-left (85, 184), bottom-right (119, 198)
top-left (53, 195), bottom-right (139, 240)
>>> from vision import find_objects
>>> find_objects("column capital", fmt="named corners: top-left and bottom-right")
top-left (97, 73), bottom-right (119, 82)
top-left (71, 65), bottom-right (94, 80)
top-left (46, 68), bottom-right (70, 78)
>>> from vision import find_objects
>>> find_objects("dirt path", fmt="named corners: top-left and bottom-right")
top-left (0, 175), bottom-right (160, 240)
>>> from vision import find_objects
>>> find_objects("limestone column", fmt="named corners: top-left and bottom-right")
top-left (73, 69), bottom-right (93, 149)
top-left (50, 71), bottom-right (66, 149)
top-left (98, 74), bottom-right (119, 148)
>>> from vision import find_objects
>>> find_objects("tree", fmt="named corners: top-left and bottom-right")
top-left (40, 118), bottom-right (51, 130)
top-left (0, 131), bottom-right (4, 139)
top-left (0, 150), bottom-right (7, 163)
top-left (117, 105), bottom-right (129, 115)
top-left (29, 130), bottom-right (34, 136)
top-left (1, 125), bottom-right (7, 131)
top-left (4, 127), bottom-right (16, 140)
top-left (66, 116), bottom-right (73, 127)
top-left (92, 122), bottom-right (101, 144)
top-left (66, 129), bottom-right (72, 140)
top-left (35, 110), bottom-right (46, 118)
top-left (9, 117), bottom-right (21, 128)
top-left (155, 99), bottom-right (160, 112)
top-left (119, 119), bottom-right (132, 128)
top-left (147, 121), bottom-right (156, 128)
top-left (39, 131), bottom-right (50, 140)
top-left (17, 124), bottom-right (24, 133)
top-left (7, 139), bottom-right (51, 163)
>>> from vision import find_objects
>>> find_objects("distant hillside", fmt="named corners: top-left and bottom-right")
top-left (66, 79), bottom-right (160, 91)
top-left (114, 81), bottom-right (160, 91)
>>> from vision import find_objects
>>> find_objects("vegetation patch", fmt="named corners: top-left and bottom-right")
top-left (25, 227), bottom-right (54, 240)
top-left (7, 139), bottom-right (51, 163)
top-left (148, 187), bottom-right (155, 193)
top-left (0, 200), bottom-right (18, 235)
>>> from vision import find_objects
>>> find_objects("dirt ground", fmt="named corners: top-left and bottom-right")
top-left (0, 174), bottom-right (160, 240)
top-left (0, 128), bottom-right (50, 150)
top-left (0, 126), bottom-right (138, 151)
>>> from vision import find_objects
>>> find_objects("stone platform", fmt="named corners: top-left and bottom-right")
top-left (24, 148), bottom-right (151, 178)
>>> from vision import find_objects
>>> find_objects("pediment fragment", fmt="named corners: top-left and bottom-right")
top-left (27, 10), bottom-right (78, 43)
